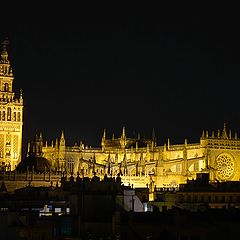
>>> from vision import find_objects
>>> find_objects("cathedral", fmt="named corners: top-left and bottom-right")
top-left (2, 38), bottom-right (240, 189)
top-left (34, 123), bottom-right (240, 189)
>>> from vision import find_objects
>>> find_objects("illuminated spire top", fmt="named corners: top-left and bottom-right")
top-left (0, 37), bottom-right (13, 77)
top-left (122, 126), bottom-right (126, 137)
top-left (102, 129), bottom-right (106, 140)
top-left (20, 89), bottom-right (23, 98)
top-left (60, 130), bottom-right (65, 145)
top-left (211, 131), bottom-right (214, 138)
top-left (0, 37), bottom-right (10, 64)
top-left (101, 129), bottom-right (106, 149)
top-left (60, 130), bottom-right (65, 140)
top-left (120, 126), bottom-right (126, 149)
top-left (39, 132), bottom-right (43, 140)
top-left (202, 130), bottom-right (205, 138)
top-left (167, 138), bottom-right (170, 149)
top-left (222, 123), bottom-right (228, 139)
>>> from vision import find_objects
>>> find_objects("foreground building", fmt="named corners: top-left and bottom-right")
top-left (1, 176), bottom-right (240, 240)
top-left (151, 172), bottom-right (240, 212)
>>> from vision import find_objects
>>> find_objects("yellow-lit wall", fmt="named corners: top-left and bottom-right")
top-left (0, 40), bottom-right (23, 170)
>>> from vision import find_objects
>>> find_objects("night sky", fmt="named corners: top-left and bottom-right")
top-left (0, 3), bottom-right (238, 156)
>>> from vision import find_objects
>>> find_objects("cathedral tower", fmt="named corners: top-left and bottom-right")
top-left (0, 38), bottom-right (23, 170)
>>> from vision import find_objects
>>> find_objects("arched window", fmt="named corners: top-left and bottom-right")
top-left (4, 83), bottom-right (9, 92)
top-left (0, 111), bottom-right (1, 121)
top-left (7, 107), bottom-right (11, 121)
top-left (17, 112), bottom-right (20, 122)
top-left (2, 111), bottom-right (5, 121)
top-left (13, 112), bottom-right (16, 121)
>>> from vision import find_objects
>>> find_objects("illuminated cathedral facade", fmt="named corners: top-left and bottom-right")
top-left (33, 123), bottom-right (240, 189)
top-left (0, 38), bottom-right (23, 170)
top-left (3, 37), bottom-right (240, 189)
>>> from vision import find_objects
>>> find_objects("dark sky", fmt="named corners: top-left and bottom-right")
top-left (0, 2), bottom-right (239, 156)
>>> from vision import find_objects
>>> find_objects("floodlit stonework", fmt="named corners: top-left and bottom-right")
top-left (36, 123), bottom-right (240, 188)
top-left (0, 38), bottom-right (23, 170)
top-left (3, 37), bottom-right (240, 189)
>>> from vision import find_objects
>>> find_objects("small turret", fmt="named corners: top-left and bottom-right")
top-left (202, 130), bottom-right (205, 139)
top-left (39, 132), bottom-right (44, 149)
top-left (39, 132), bottom-right (43, 140)
top-left (217, 129), bottom-right (220, 138)
top-left (152, 128), bottom-right (157, 147)
top-left (79, 141), bottom-right (83, 151)
top-left (211, 131), bottom-right (214, 138)
top-left (120, 126), bottom-right (127, 149)
top-left (206, 131), bottom-right (209, 138)
top-left (222, 123), bottom-right (228, 139)
top-left (121, 126), bottom-right (126, 138)
top-left (30, 131), bottom-right (44, 157)
top-left (60, 130), bottom-right (65, 146)
top-left (101, 129), bottom-right (106, 151)
top-left (20, 89), bottom-right (23, 102)
top-left (27, 141), bottom-right (30, 156)
top-left (55, 138), bottom-right (58, 148)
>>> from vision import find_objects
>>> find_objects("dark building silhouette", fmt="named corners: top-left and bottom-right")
top-left (16, 133), bottom-right (51, 173)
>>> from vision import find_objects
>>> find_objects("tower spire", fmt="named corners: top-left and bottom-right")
top-left (0, 37), bottom-right (10, 64)
top-left (202, 130), bottom-right (205, 138)
top-left (20, 88), bottom-right (23, 100)
top-left (120, 126), bottom-right (127, 149)
top-left (0, 37), bottom-right (13, 77)
top-left (152, 128), bottom-right (157, 147)
top-left (121, 126), bottom-right (126, 138)
top-left (222, 122), bottom-right (228, 139)
top-left (167, 138), bottom-right (170, 150)
top-left (101, 129), bottom-right (106, 151)
top-left (102, 128), bottom-right (106, 140)
top-left (60, 130), bottom-right (65, 145)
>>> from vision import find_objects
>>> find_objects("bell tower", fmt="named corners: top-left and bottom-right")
top-left (0, 37), bottom-right (23, 170)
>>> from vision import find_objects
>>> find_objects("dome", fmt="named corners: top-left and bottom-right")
top-left (16, 155), bottom-right (52, 173)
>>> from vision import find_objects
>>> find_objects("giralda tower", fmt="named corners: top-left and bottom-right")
top-left (0, 38), bottom-right (23, 170)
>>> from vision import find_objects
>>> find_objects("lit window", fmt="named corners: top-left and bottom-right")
top-left (7, 108), bottom-right (11, 121)
top-left (17, 112), bottom-right (20, 121)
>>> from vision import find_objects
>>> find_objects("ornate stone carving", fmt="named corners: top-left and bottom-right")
top-left (215, 153), bottom-right (235, 180)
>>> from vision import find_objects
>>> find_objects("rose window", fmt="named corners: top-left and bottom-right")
top-left (216, 154), bottom-right (235, 180)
